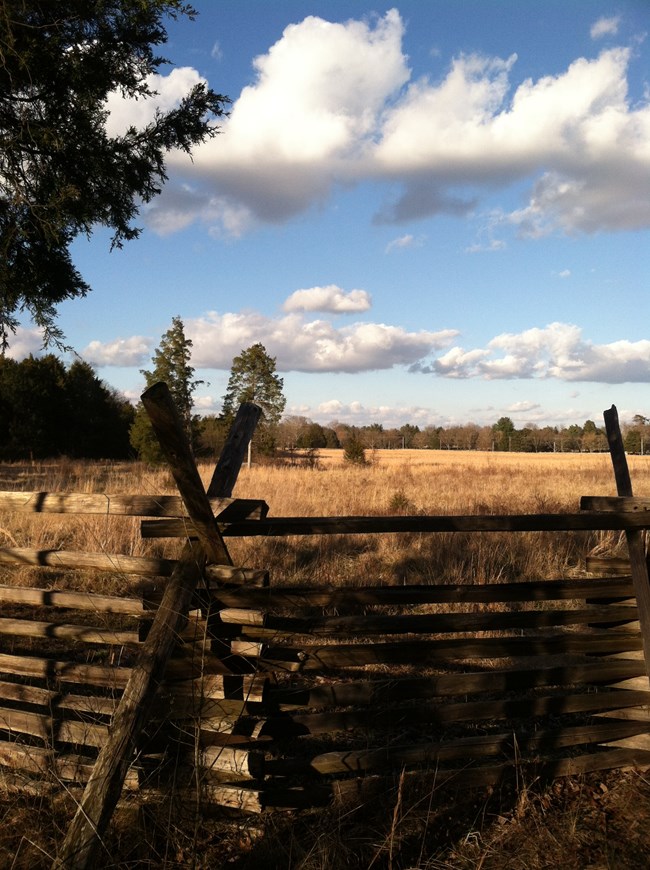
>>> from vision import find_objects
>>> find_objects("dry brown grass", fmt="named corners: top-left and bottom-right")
top-left (2, 449), bottom-right (643, 593)
top-left (1, 450), bottom-right (650, 868)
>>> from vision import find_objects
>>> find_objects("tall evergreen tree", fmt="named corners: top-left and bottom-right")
top-left (130, 316), bottom-right (201, 462)
top-left (221, 343), bottom-right (286, 456)
top-left (0, 354), bottom-right (67, 457)
top-left (221, 343), bottom-right (286, 426)
top-left (64, 360), bottom-right (134, 458)
top-left (0, 354), bottom-right (132, 458)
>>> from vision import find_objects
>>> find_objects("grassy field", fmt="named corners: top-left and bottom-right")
top-left (1, 450), bottom-right (650, 867)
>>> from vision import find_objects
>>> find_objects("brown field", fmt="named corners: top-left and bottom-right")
top-left (1, 450), bottom-right (650, 868)
top-left (3, 448), bottom-right (649, 594)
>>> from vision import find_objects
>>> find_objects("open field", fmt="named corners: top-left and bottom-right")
top-left (1, 450), bottom-right (650, 867)
top-left (3, 449), bottom-right (649, 594)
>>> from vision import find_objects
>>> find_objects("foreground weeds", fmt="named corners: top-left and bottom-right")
top-left (3, 769), bottom-right (649, 869)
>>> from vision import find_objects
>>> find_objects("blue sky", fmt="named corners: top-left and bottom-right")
top-left (11, 1), bottom-right (650, 429)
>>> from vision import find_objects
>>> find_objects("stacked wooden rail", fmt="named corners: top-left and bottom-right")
top-left (2, 504), bottom-right (650, 811)
top-left (0, 490), bottom-right (268, 806)
top-left (2, 569), bottom-right (650, 812)
top-left (148, 571), bottom-right (650, 810)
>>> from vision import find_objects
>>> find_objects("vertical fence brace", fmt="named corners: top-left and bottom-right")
top-left (604, 405), bottom-right (650, 681)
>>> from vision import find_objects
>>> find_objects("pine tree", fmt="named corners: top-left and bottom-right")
top-left (130, 316), bottom-right (202, 462)
top-left (221, 343), bottom-right (286, 456)
top-left (221, 343), bottom-right (286, 426)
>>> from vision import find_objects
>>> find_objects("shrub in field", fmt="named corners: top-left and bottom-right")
top-left (343, 433), bottom-right (368, 466)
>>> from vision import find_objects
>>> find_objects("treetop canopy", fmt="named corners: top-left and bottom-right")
top-left (0, 1), bottom-right (228, 346)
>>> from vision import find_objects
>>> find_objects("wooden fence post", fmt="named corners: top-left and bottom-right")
top-left (53, 388), bottom-right (261, 869)
top-left (604, 404), bottom-right (650, 679)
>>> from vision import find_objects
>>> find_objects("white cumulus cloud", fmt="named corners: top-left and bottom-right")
top-left (185, 310), bottom-right (457, 374)
top-left (3, 327), bottom-right (44, 360)
top-left (133, 11), bottom-right (650, 240)
top-left (104, 67), bottom-right (209, 137)
top-left (82, 336), bottom-right (152, 367)
top-left (413, 322), bottom-right (650, 383)
top-left (283, 285), bottom-right (371, 313)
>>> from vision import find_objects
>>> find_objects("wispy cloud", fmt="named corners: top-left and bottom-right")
top-left (591, 16), bottom-right (621, 40)
top-left (385, 234), bottom-right (425, 253)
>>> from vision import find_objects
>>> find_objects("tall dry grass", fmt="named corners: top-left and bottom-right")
top-left (1, 449), bottom-right (648, 594)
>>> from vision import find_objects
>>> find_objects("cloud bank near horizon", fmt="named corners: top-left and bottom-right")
top-left (73, 314), bottom-right (650, 386)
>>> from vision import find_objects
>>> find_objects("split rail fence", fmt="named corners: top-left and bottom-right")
top-left (0, 392), bottom-right (649, 867)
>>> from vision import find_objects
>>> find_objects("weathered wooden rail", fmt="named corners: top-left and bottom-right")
top-left (0, 400), bottom-right (649, 867)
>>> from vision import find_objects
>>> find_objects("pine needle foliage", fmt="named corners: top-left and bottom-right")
top-left (130, 315), bottom-right (201, 462)
top-left (0, 0), bottom-right (229, 346)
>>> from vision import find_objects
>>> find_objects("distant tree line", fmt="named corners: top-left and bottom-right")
top-left (0, 355), bottom-right (134, 459)
top-left (275, 415), bottom-right (650, 455)
top-left (2, 335), bottom-right (648, 463)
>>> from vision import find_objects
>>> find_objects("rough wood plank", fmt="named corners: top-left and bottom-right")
top-left (197, 783), bottom-right (264, 812)
top-left (0, 706), bottom-right (108, 747)
top-left (267, 660), bottom-right (647, 709)
top-left (163, 697), bottom-right (249, 729)
top-left (0, 549), bottom-right (176, 579)
top-left (170, 674), bottom-right (268, 702)
top-left (581, 496), bottom-right (650, 513)
top-left (605, 733), bottom-right (650, 751)
top-left (597, 707), bottom-right (650, 722)
top-left (585, 556), bottom-right (632, 575)
top-left (278, 721), bottom-right (650, 776)
top-left (0, 652), bottom-right (131, 689)
top-left (0, 617), bottom-right (139, 646)
top-left (142, 512), bottom-right (259, 539)
top-left (203, 566), bottom-right (269, 587)
top-left (0, 744), bottom-right (141, 788)
top-left (202, 404), bottom-right (262, 499)
top-left (194, 745), bottom-right (265, 779)
top-left (605, 676), bottom-right (650, 692)
top-left (0, 680), bottom-right (119, 715)
top-left (0, 491), bottom-right (266, 519)
top-left (162, 647), bottom-right (249, 681)
top-left (216, 605), bottom-right (640, 637)
top-left (244, 632), bottom-right (644, 671)
top-left (219, 512), bottom-right (650, 537)
top-left (0, 581), bottom-right (148, 612)
top-left (141, 383), bottom-right (233, 567)
top-left (200, 578), bottom-right (637, 608)
top-left (249, 689), bottom-right (650, 739)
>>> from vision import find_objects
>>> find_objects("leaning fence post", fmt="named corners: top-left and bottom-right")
top-left (53, 386), bottom-right (261, 869)
top-left (604, 405), bottom-right (650, 679)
